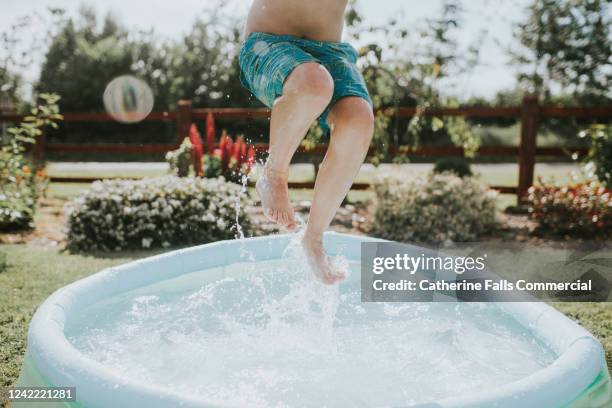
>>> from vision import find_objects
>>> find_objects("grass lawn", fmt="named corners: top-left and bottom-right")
top-left (1, 244), bottom-right (610, 394)
top-left (47, 161), bottom-right (579, 188)
top-left (0, 245), bottom-right (168, 390)
top-left (45, 161), bottom-right (580, 210)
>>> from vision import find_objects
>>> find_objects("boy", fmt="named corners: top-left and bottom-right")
top-left (239, 0), bottom-right (374, 284)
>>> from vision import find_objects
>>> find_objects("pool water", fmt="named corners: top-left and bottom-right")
top-left (66, 241), bottom-right (556, 407)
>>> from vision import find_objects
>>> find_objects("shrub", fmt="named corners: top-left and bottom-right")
top-left (165, 129), bottom-right (256, 183)
top-left (0, 94), bottom-right (61, 231)
top-left (165, 138), bottom-right (193, 177)
top-left (580, 124), bottom-right (612, 188)
top-left (202, 154), bottom-right (224, 179)
top-left (207, 131), bottom-right (255, 183)
top-left (528, 181), bottom-right (611, 238)
top-left (371, 172), bottom-right (497, 242)
top-left (65, 176), bottom-right (257, 251)
top-left (433, 157), bottom-right (472, 177)
top-left (0, 176), bottom-right (42, 231)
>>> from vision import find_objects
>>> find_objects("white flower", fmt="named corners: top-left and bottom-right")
top-left (141, 237), bottom-right (153, 248)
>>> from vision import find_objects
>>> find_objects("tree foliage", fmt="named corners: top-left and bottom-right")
top-left (6, 0), bottom-right (608, 154)
top-left (1, 8), bottom-right (66, 110)
top-left (37, 9), bottom-right (133, 112)
top-left (0, 94), bottom-right (62, 230)
top-left (514, 0), bottom-right (611, 104)
top-left (339, 0), bottom-right (481, 161)
top-left (37, 5), bottom-right (252, 112)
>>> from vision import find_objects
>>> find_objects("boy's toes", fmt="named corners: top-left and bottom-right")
top-left (326, 272), bottom-right (344, 285)
top-left (327, 268), bottom-right (346, 284)
top-left (265, 208), bottom-right (281, 225)
top-left (278, 211), bottom-right (288, 226)
top-left (285, 212), bottom-right (296, 229)
top-left (321, 276), bottom-right (335, 285)
top-left (333, 271), bottom-right (347, 283)
top-left (262, 206), bottom-right (297, 229)
top-left (272, 209), bottom-right (282, 224)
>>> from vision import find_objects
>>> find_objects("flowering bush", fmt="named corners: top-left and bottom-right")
top-left (207, 130), bottom-right (255, 182)
top-left (165, 138), bottom-right (193, 177)
top-left (371, 172), bottom-right (497, 242)
top-left (0, 94), bottom-right (60, 231)
top-left (65, 176), bottom-right (258, 251)
top-left (0, 166), bottom-right (48, 230)
top-left (580, 124), bottom-right (611, 188)
top-left (165, 127), bottom-right (255, 183)
top-left (528, 181), bottom-right (611, 238)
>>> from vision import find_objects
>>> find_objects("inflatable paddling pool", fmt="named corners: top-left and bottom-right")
top-left (16, 233), bottom-right (611, 407)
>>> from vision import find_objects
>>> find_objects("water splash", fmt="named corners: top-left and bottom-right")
top-left (234, 172), bottom-right (248, 241)
top-left (233, 171), bottom-right (256, 263)
top-left (67, 239), bottom-right (555, 407)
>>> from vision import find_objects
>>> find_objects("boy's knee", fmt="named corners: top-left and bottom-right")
top-left (284, 62), bottom-right (334, 103)
top-left (330, 97), bottom-right (375, 142)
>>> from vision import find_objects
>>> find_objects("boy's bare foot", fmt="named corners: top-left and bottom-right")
top-left (256, 167), bottom-right (296, 229)
top-left (301, 232), bottom-right (346, 285)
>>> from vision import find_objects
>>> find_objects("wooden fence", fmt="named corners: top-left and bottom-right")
top-left (2, 96), bottom-right (611, 203)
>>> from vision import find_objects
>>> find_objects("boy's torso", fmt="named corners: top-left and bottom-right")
top-left (244, 0), bottom-right (348, 42)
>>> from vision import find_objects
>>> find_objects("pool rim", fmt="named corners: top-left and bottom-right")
top-left (22, 232), bottom-right (609, 408)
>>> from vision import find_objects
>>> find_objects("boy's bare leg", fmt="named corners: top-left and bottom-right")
top-left (257, 62), bottom-right (333, 229)
top-left (302, 97), bottom-right (374, 284)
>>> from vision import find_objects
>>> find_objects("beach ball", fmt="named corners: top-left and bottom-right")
top-left (103, 75), bottom-right (154, 123)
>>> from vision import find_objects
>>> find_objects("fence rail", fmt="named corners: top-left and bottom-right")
top-left (2, 97), bottom-right (611, 203)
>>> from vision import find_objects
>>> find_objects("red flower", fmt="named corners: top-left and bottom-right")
top-left (218, 130), bottom-right (233, 170)
top-left (205, 112), bottom-right (216, 154)
top-left (233, 136), bottom-right (243, 167)
top-left (188, 124), bottom-right (203, 176)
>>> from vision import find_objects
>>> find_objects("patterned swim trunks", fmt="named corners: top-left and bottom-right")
top-left (238, 32), bottom-right (372, 133)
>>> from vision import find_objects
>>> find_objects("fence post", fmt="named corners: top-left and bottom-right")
top-left (517, 95), bottom-right (539, 204)
top-left (33, 127), bottom-right (47, 169)
top-left (176, 99), bottom-right (193, 143)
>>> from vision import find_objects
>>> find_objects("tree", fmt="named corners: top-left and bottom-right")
top-left (0, 67), bottom-right (20, 110)
top-left (37, 5), bottom-right (252, 113)
top-left (514, 0), bottom-right (611, 104)
top-left (1, 8), bottom-right (67, 110)
top-left (37, 7), bottom-right (134, 112)
top-left (338, 0), bottom-right (481, 161)
top-left (131, 15), bottom-right (253, 110)
top-left (34, 6), bottom-right (261, 144)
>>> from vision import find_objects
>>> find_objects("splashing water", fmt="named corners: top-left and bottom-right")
top-left (234, 172), bottom-right (248, 241)
top-left (67, 238), bottom-right (555, 407)
top-left (233, 171), bottom-right (256, 263)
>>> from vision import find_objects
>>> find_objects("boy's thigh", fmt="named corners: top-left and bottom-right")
top-left (239, 34), bottom-right (316, 107)
top-left (319, 56), bottom-right (372, 132)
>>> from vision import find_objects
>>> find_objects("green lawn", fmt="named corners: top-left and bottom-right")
top-left (0, 244), bottom-right (610, 393)
top-left (0, 245), bottom-right (168, 390)
top-left (45, 161), bottom-right (579, 209)
top-left (46, 161), bottom-right (579, 188)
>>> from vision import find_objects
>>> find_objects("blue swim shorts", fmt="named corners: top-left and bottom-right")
top-left (238, 32), bottom-right (372, 133)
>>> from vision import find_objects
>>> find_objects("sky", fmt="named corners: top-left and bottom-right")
top-left (0, 0), bottom-right (532, 101)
